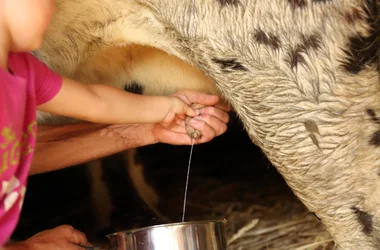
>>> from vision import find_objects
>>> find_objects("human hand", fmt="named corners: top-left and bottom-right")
top-left (152, 89), bottom-right (231, 145)
top-left (5, 225), bottom-right (90, 250)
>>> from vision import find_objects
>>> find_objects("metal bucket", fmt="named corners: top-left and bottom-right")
top-left (84, 220), bottom-right (227, 250)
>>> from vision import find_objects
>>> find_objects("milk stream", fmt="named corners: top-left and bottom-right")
top-left (182, 139), bottom-right (194, 222)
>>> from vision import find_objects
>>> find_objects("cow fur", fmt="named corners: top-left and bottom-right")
top-left (34, 0), bottom-right (380, 249)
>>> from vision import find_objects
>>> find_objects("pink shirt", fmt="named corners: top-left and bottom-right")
top-left (0, 52), bottom-right (62, 246)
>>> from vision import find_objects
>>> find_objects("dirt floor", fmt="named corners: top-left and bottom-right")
top-left (11, 115), bottom-right (335, 249)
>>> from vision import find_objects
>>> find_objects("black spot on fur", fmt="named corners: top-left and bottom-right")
top-left (366, 109), bottom-right (380, 145)
top-left (212, 58), bottom-right (248, 72)
top-left (216, 0), bottom-right (239, 6)
top-left (124, 81), bottom-right (144, 94)
top-left (287, 46), bottom-right (306, 70)
top-left (367, 109), bottom-right (377, 118)
top-left (254, 29), bottom-right (281, 50)
top-left (305, 121), bottom-right (320, 148)
top-left (309, 134), bottom-right (320, 148)
top-left (288, 0), bottom-right (307, 9)
top-left (342, 0), bottom-right (380, 74)
top-left (367, 109), bottom-right (380, 124)
top-left (344, 7), bottom-right (365, 24)
top-left (305, 120), bottom-right (319, 133)
top-left (286, 35), bottom-right (321, 70)
top-left (351, 207), bottom-right (374, 235)
top-left (370, 131), bottom-right (380, 146)
top-left (301, 34), bottom-right (322, 51)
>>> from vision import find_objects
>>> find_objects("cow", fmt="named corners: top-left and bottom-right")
top-left (34, 0), bottom-right (380, 249)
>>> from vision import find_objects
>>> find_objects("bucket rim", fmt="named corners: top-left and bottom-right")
top-left (105, 219), bottom-right (227, 238)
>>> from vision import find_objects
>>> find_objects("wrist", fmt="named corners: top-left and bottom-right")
top-left (160, 96), bottom-right (186, 124)
top-left (3, 241), bottom-right (29, 250)
top-left (136, 123), bottom-right (159, 145)
top-left (153, 96), bottom-right (177, 123)
top-left (134, 95), bottom-right (172, 123)
top-left (145, 123), bottom-right (160, 144)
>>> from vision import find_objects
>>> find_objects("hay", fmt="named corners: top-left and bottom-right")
top-left (86, 166), bottom-right (335, 250)
top-left (181, 177), bottom-right (335, 250)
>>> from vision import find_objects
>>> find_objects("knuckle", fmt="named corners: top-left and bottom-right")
top-left (224, 113), bottom-right (230, 123)
top-left (60, 225), bottom-right (75, 234)
top-left (202, 136), bottom-right (212, 143)
top-left (76, 230), bottom-right (85, 237)
top-left (201, 114), bottom-right (212, 124)
top-left (222, 124), bottom-right (228, 133)
top-left (62, 224), bottom-right (74, 230)
top-left (206, 106), bottom-right (216, 115)
top-left (218, 124), bottom-right (227, 135)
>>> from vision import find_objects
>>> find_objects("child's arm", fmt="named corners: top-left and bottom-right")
top-left (37, 76), bottom-right (199, 124)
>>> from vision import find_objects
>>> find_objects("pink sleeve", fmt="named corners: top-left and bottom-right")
top-left (26, 53), bottom-right (63, 106)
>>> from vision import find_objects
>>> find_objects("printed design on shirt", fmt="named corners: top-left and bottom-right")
top-left (0, 120), bottom-right (37, 174)
top-left (0, 176), bottom-right (26, 212)
top-left (23, 121), bottom-right (37, 156)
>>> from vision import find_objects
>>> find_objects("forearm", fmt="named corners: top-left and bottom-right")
top-left (38, 77), bottom-right (174, 125)
top-left (87, 84), bottom-right (173, 124)
top-left (1, 241), bottom-right (27, 250)
top-left (1, 244), bottom-right (26, 250)
top-left (1, 245), bottom-right (18, 250)
top-left (30, 123), bottom-right (157, 175)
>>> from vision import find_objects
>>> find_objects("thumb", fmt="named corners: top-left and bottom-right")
top-left (184, 104), bottom-right (200, 117)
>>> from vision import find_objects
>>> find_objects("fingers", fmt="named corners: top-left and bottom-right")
top-left (191, 116), bottom-right (227, 137)
top-left (185, 121), bottom-right (203, 139)
top-left (155, 129), bottom-right (191, 145)
top-left (188, 117), bottom-right (227, 139)
top-left (199, 106), bottom-right (230, 124)
top-left (187, 92), bottom-right (231, 113)
top-left (71, 228), bottom-right (89, 246)
top-left (184, 106), bottom-right (229, 139)
top-left (176, 90), bottom-right (220, 106)
top-left (170, 96), bottom-right (199, 119)
top-left (174, 90), bottom-right (232, 116)
top-left (22, 225), bottom-right (91, 250)
top-left (184, 104), bottom-right (200, 118)
top-left (156, 93), bottom-right (230, 145)
top-left (170, 107), bottom-right (230, 129)
top-left (214, 99), bottom-right (231, 112)
top-left (58, 225), bottom-right (89, 247)
top-left (158, 108), bottom-right (229, 144)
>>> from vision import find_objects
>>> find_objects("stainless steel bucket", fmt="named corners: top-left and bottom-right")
top-left (84, 220), bottom-right (227, 250)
